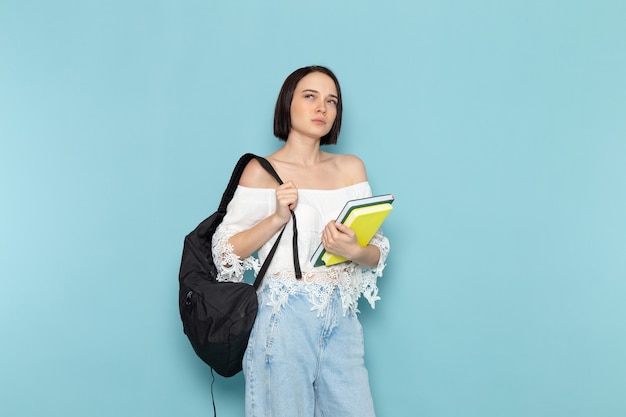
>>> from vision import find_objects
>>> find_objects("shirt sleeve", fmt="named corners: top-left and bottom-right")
top-left (324, 184), bottom-right (391, 311)
top-left (211, 187), bottom-right (274, 282)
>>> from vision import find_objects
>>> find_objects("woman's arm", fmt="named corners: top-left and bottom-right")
top-left (226, 159), bottom-right (298, 259)
top-left (319, 154), bottom-right (381, 267)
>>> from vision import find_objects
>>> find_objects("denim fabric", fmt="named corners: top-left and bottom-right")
top-left (243, 287), bottom-right (376, 417)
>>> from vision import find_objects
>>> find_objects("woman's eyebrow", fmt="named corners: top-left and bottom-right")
top-left (301, 89), bottom-right (339, 100)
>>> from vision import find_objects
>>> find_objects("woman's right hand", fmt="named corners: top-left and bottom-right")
top-left (274, 181), bottom-right (298, 224)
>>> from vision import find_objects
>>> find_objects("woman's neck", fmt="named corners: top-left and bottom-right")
top-left (272, 139), bottom-right (325, 167)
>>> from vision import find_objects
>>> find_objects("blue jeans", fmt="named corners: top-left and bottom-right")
top-left (243, 287), bottom-right (376, 417)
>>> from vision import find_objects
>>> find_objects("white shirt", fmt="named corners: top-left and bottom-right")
top-left (211, 182), bottom-right (390, 315)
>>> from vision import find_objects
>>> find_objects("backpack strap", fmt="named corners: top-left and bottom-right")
top-left (255, 157), bottom-right (302, 280)
top-left (217, 153), bottom-right (262, 214)
top-left (216, 153), bottom-right (302, 288)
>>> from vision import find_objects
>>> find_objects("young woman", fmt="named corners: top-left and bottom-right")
top-left (212, 65), bottom-right (390, 417)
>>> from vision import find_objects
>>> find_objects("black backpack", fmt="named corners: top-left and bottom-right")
top-left (178, 153), bottom-right (301, 378)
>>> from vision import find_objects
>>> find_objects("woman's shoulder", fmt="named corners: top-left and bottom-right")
top-left (323, 152), bottom-right (360, 163)
top-left (324, 152), bottom-right (368, 184)
top-left (239, 157), bottom-right (279, 188)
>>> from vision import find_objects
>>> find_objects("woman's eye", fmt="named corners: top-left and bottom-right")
top-left (327, 99), bottom-right (337, 105)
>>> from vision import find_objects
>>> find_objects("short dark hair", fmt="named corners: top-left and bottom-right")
top-left (273, 65), bottom-right (343, 145)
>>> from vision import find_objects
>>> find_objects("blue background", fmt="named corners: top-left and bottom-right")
top-left (1, 1), bottom-right (625, 416)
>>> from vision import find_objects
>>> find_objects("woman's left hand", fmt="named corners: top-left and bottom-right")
top-left (321, 221), bottom-right (359, 261)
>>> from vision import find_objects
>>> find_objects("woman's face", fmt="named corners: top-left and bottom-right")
top-left (289, 72), bottom-right (339, 141)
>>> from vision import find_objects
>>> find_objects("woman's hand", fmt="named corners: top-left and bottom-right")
top-left (227, 181), bottom-right (298, 259)
top-left (274, 181), bottom-right (298, 225)
top-left (321, 220), bottom-right (381, 268)
top-left (321, 221), bottom-right (358, 260)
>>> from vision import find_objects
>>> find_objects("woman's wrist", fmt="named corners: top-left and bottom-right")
top-left (350, 244), bottom-right (380, 269)
top-left (269, 212), bottom-right (290, 228)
